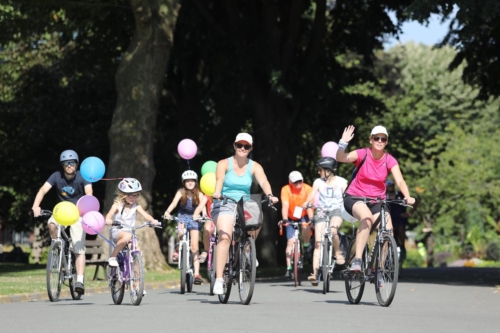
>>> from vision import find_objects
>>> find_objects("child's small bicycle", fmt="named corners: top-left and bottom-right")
top-left (107, 221), bottom-right (162, 306)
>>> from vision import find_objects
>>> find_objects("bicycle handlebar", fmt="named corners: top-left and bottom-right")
top-left (218, 195), bottom-right (277, 211)
top-left (112, 221), bottom-right (162, 229)
top-left (351, 196), bottom-right (413, 208)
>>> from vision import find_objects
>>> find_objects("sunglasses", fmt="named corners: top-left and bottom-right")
top-left (235, 143), bottom-right (252, 150)
top-left (293, 180), bottom-right (303, 185)
top-left (127, 193), bottom-right (140, 198)
top-left (62, 161), bottom-right (77, 167)
top-left (372, 136), bottom-right (388, 143)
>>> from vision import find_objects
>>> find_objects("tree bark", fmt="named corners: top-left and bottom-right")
top-left (105, 0), bottom-right (179, 271)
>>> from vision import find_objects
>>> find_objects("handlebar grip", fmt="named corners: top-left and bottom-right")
top-left (279, 227), bottom-right (283, 236)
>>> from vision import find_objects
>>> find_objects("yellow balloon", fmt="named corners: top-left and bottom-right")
top-left (200, 172), bottom-right (216, 196)
top-left (53, 201), bottom-right (80, 226)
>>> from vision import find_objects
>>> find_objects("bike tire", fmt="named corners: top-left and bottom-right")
top-left (180, 245), bottom-right (187, 294)
top-left (238, 237), bottom-right (256, 305)
top-left (187, 250), bottom-right (194, 293)
top-left (375, 234), bottom-right (399, 307)
top-left (46, 242), bottom-right (62, 302)
top-left (322, 238), bottom-right (329, 294)
top-left (69, 252), bottom-right (81, 300)
top-left (218, 245), bottom-right (233, 304)
top-left (293, 239), bottom-right (300, 287)
top-left (209, 245), bottom-right (216, 296)
top-left (344, 238), bottom-right (367, 304)
top-left (130, 252), bottom-right (145, 306)
top-left (110, 266), bottom-right (125, 305)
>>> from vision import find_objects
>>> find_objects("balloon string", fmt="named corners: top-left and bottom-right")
top-left (81, 221), bottom-right (115, 248)
top-left (187, 160), bottom-right (191, 170)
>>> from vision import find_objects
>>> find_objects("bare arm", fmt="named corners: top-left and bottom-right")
top-left (105, 203), bottom-right (119, 225)
top-left (136, 205), bottom-right (158, 225)
top-left (192, 193), bottom-right (208, 217)
top-left (252, 162), bottom-right (278, 203)
top-left (84, 184), bottom-right (93, 195)
top-left (336, 125), bottom-right (358, 163)
top-left (302, 182), bottom-right (319, 209)
top-left (390, 165), bottom-right (415, 205)
top-left (212, 159), bottom-right (228, 199)
top-left (32, 182), bottom-right (53, 217)
top-left (164, 190), bottom-right (183, 219)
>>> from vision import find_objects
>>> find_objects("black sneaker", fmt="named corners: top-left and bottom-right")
top-left (75, 282), bottom-right (85, 294)
top-left (303, 245), bottom-right (311, 260)
top-left (285, 269), bottom-right (292, 278)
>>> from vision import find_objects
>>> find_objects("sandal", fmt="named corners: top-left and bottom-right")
top-left (198, 251), bottom-right (208, 264)
top-left (335, 251), bottom-right (345, 265)
top-left (308, 274), bottom-right (318, 286)
top-left (194, 275), bottom-right (202, 285)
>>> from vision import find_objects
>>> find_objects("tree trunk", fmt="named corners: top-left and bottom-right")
top-left (104, 0), bottom-right (179, 271)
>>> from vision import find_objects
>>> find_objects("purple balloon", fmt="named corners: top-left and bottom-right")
top-left (321, 141), bottom-right (339, 158)
top-left (76, 195), bottom-right (100, 217)
top-left (82, 211), bottom-right (105, 235)
top-left (177, 139), bottom-right (198, 160)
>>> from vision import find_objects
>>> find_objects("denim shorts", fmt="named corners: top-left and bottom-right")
top-left (211, 200), bottom-right (237, 222)
top-left (285, 216), bottom-right (310, 240)
top-left (313, 208), bottom-right (341, 224)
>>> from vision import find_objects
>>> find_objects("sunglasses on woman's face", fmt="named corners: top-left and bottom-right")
top-left (235, 143), bottom-right (252, 150)
top-left (372, 136), bottom-right (388, 143)
top-left (127, 193), bottom-right (140, 198)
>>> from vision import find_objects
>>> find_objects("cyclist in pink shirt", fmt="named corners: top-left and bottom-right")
top-left (336, 125), bottom-right (416, 272)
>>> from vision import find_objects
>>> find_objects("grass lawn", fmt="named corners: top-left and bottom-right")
top-left (0, 263), bottom-right (177, 296)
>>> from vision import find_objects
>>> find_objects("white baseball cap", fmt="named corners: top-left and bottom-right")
top-left (235, 133), bottom-right (253, 145)
top-left (370, 125), bottom-right (389, 137)
top-left (289, 171), bottom-right (303, 183)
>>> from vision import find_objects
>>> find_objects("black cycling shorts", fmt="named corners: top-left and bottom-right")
top-left (343, 194), bottom-right (382, 217)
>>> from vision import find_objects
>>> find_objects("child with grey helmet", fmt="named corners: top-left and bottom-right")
top-left (302, 157), bottom-right (347, 286)
top-left (164, 170), bottom-right (208, 285)
top-left (105, 178), bottom-right (159, 268)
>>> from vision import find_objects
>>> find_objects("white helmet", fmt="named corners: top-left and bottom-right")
top-left (118, 178), bottom-right (142, 193)
top-left (181, 170), bottom-right (198, 181)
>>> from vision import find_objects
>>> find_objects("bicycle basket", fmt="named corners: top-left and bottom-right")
top-left (237, 195), bottom-right (263, 231)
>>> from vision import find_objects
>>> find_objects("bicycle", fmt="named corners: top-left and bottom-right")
top-left (216, 194), bottom-right (275, 305)
top-left (201, 217), bottom-right (217, 296)
top-left (39, 210), bottom-right (81, 302)
top-left (341, 197), bottom-right (412, 307)
top-left (309, 206), bottom-right (348, 294)
top-left (278, 220), bottom-right (311, 287)
top-left (108, 221), bottom-right (162, 306)
top-left (165, 216), bottom-right (211, 294)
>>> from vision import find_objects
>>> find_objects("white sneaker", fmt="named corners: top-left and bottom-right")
top-left (143, 290), bottom-right (147, 296)
top-left (256, 259), bottom-right (259, 268)
top-left (213, 278), bottom-right (224, 295)
top-left (108, 257), bottom-right (118, 267)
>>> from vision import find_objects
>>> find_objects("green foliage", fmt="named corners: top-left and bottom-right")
top-left (403, 249), bottom-right (425, 268)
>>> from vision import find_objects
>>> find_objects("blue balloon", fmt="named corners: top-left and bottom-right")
top-left (80, 157), bottom-right (106, 182)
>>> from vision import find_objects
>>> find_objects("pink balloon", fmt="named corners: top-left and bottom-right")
top-left (82, 211), bottom-right (105, 235)
top-left (177, 139), bottom-right (198, 160)
top-left (321, 141), bottom-right (339, 158)
top-left (76, 195), bottom-right (100, 217)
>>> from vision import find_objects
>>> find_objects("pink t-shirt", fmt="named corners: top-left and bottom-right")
top-left (346, 148), bottom-right (398, 199)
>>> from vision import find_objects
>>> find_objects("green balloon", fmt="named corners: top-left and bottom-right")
top-left (201, 160), bottom-right (217, 176)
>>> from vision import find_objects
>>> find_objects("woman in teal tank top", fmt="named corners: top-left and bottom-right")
top-left (211, 133), bottom-right (279, 295)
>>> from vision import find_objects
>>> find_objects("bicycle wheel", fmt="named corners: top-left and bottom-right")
top-left (375, 234), bottom-right (399, 307)
top-left (238, 237), bottom-right (256, 305)
top-left (218, 246), bottom-right (233, 304)
top-left (130, 252), bottom-right (145, 306)
top-left (46, 242), bottom-right (63, 302)
top-left (209, 245), bottom-right (216, 296)
top-left (109, 266), bottom-right (125, 305)
top-left (187, 251), bottom-right (194, 293)
top-left (344, 238), bottom-right (366, 304)
top-left (322, 239), bottom-right (330, 294)
top-left (293, 239), bottom-right (300, 287)
top-left (180, 244), bottom-right (187, 294)
top-left (68, 253), bottom-right (81, 300)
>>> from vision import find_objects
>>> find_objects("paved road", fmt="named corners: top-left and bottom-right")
top-left (1, 271), bottom-right (499, 333)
